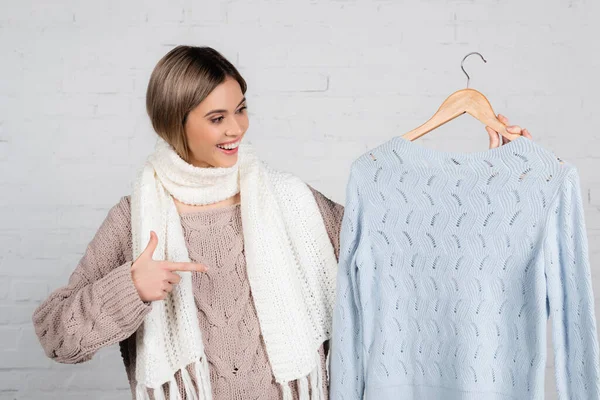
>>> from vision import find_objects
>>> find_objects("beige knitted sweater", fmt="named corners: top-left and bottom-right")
top-left (32, 188), bottom-right (344, 399)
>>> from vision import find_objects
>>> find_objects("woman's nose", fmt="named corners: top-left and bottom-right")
top-left (226, 117), bottom-right (244, 136)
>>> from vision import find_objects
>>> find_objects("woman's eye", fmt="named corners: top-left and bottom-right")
top-left (211, 116), bottom-right (224, 124)
top-left (237, 106), bottom-right (247, 114)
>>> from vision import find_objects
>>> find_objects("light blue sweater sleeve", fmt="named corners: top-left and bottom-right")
top-left (330, 168), bottom-right (365, 400)
top-left (545, 167), bottom-right (600, 399)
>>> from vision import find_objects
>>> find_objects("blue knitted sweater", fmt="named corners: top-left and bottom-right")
top-left (330, 136), bottom-right (600, 400)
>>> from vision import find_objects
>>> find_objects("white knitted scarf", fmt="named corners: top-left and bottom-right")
top-left (130, 138), bottom-right (337, 400)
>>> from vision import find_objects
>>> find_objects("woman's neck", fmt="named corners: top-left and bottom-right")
top-left (172, 192), bottom-right (241, 214)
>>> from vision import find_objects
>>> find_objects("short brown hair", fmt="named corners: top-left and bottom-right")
top-left (146, 46), bottom-right (247, 162)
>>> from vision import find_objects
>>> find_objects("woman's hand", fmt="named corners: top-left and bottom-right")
top-left (131, 231), bottom-right (208, 302)
top-left (486, 114), bottom-right (533, 148)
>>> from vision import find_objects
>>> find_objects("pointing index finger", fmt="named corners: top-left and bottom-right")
top-left (165, 262), bottom-right (208, 273)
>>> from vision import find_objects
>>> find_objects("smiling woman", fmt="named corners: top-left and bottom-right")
top-left (32, 45), bottom-right (344, 400)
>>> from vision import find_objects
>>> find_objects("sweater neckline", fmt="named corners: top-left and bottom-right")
top-left (179, 203), bottom-right (241, 219)
top-left (393, 135), bottom-right (531, 161)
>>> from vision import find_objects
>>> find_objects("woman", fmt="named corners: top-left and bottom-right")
top-left (32, 46), bottom-right (532, 400)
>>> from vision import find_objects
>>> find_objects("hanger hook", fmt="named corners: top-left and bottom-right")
top-left (461, 52), bottom-right (487, 88)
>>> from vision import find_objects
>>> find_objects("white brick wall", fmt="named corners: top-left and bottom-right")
top-left (1, 0), bottom-right (598, 398)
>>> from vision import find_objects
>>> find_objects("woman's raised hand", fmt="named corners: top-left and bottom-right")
top-left (131, 231), bottom-right (208, 302)
top-left (486, 114), bottom-right (533, 148)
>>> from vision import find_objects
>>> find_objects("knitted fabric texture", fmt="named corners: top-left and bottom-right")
top-left (330, 136), bottom-right (600, 399)
top-left (32, 188), bottom-right (343, 400)
top-left (131, 138), bottom-right (338, 399)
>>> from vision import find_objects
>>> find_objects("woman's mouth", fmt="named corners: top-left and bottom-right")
top-left (216, 139), bottom-right (240, 155)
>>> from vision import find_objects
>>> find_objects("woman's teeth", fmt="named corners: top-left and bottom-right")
top-left (217, 141), bottom-right (239, 150)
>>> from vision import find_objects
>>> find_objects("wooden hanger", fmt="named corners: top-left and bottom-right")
top-left (402, 52), bottom-right (521, 142)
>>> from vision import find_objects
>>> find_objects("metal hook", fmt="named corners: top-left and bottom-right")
top-left (461, 52), bottom-right (487, 88)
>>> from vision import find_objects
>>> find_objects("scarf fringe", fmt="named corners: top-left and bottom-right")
top-left (154, 386), bottom-right (166, 400)
top-left (180, 367), bottom-right (198, 400)
top-left (325, 348), bottom-right (331, 383)
top-left (314, 350), bottom-right (326, 399)
top-left (309, 366), bottom-right (318, 398)
top-left (282, 383), bottom-right (293, 400)
top-left (280, 351), bottom-right (326, 400)
top-left (298, 376), bottom-right (309, 400)
top-left (194, 356), bottom-right (212, 400)
top-left (134, 359), bottom-right (211, 400)
top-left (136, 352), bottom-right (327, 400)
top-left (168, 377), bottom-right (180, 400)
top-left (136, 382), bottom-right (149, 400)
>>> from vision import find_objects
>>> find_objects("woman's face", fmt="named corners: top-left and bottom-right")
top-left (184, 77), bottom-right (249, 168)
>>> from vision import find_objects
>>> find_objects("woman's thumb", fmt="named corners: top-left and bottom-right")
top-left (144, 231), bottom-right (158, 257)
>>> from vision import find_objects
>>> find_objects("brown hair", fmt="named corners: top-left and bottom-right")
top-left (146, 46), bottom-right (247, 162)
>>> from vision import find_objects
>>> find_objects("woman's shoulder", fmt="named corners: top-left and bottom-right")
top-left (111, 195), bottom-right (132, 217)
top-left (307, 185), bottom-right (344, 226)
top-left (100, 195), bottom-right (132, 236)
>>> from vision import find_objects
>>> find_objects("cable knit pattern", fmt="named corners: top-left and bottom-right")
top-left (330, 136), bottom-right (600, 400)
top-left (33, 188), bottom-right (343, 400)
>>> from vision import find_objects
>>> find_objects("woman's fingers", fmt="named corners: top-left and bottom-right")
top-left (497, 114), bottom-right (533, 144)
top-left (141, 231), bottom-right (159, 259)
top-left (486, 126), bottom-right (501, 149)
top-left (164, 261), bottom-right (208, 273)
top-left (166, 272), bottom-right (181, 284)
top-left (498, 114), bottom-right (509, 125)
top-left (506, 125), bottom-right (523, 134)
